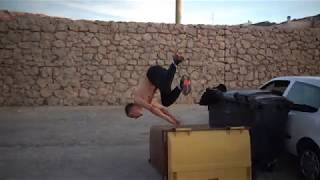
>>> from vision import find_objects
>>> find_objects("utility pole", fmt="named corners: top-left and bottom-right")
top-left (176, 0), bottom-right (182, 24)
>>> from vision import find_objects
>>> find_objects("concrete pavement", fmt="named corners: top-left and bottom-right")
top-left (0, 105), bottom-right (302, 180)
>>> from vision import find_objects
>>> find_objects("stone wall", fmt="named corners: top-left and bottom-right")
top-left (0, 11), bottom-right (319, 106)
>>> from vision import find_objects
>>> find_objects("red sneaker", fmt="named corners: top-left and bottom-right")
top-left (180, 75), bottom-right (191, 95)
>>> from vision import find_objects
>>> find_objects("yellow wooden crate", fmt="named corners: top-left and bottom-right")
top-left (167, 127), bottom-right (251, 180)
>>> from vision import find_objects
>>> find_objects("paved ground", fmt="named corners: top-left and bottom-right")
top-left (0, 105), bottom-right (303, 180)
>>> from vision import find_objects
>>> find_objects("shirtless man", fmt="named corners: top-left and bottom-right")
top-left (125, 53), bottom-right (191, 126)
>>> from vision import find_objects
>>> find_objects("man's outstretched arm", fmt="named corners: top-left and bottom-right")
top-left (134, 96), bottom-right (179, 126)
top-left (151, 100), bottom-right (181, 125)
top-left (149, 105), bottom-right (180, 126)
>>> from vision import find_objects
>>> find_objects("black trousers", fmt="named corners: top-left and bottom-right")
top-left (146, 64), bottom-right (181, 107)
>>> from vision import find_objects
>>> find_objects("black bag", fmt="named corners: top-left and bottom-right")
top-left (199, 84), bottom-right (227, 105)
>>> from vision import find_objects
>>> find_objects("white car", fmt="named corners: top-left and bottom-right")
top-left (260, 76), bottom-right (320, 180)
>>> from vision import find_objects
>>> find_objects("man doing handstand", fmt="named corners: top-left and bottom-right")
top-left (125, 53), bottom-right (191, 126)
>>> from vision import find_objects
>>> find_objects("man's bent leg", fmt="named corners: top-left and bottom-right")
top-left (159, 63), bottom-right (183, 107)
top-left (162, 63), bottom-right (177, 91)
top-left (161, 87), bottom-right (181, 107)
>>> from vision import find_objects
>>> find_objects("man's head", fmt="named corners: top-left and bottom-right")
top-left (125, 103), bottom-right (143, 119)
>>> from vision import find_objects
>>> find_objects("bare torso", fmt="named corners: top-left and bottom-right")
top-left (134, 77), bottom-right (157, 104)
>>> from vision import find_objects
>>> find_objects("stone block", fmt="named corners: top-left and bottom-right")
top-left (102, 73), bottom-right (114, 83)
top-left (55, 32), bottom-right (68, 40)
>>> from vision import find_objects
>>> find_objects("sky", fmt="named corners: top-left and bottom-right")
top-left (0, 0), bottom-right (320, 25)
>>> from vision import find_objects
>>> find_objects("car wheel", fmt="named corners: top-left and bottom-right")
top-left (299, 148), bottom-right (320, 180)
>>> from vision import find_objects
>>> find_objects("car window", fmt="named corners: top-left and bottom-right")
top-left (287, 81), bottom-right (320, 109)
top-left (260, 80), bottom-right (290, 95)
